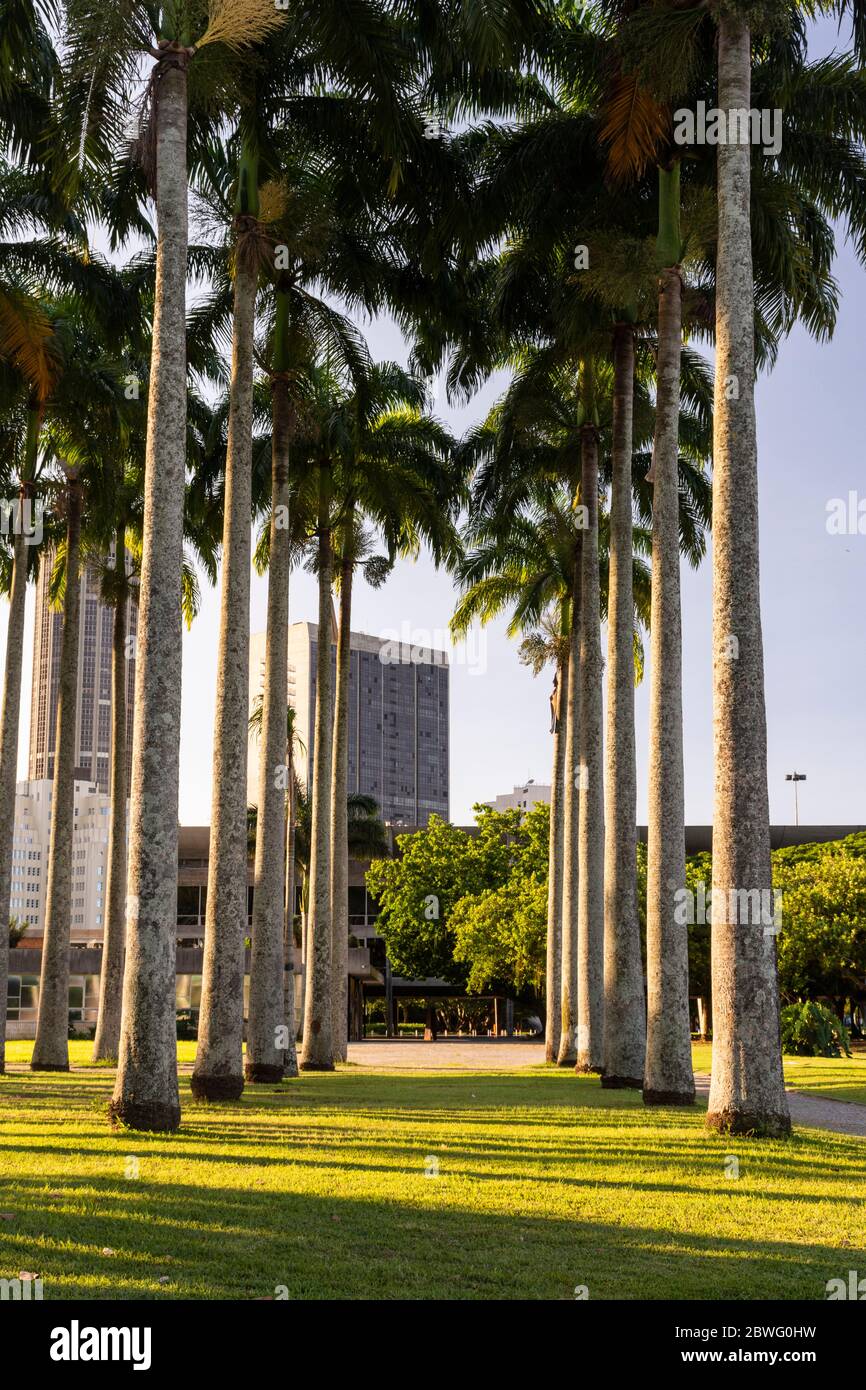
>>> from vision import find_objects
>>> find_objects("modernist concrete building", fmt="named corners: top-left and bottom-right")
top-left (28, 548), bottom-right (137, 794)
top-left (485, 781), bottom-right (552, 813)
top-left (6, 822), bottom-right (865, 1040)
top-left (249, 620), bottom-right (450, 827)
top-left (6, 821), bottom-right (384, 1038)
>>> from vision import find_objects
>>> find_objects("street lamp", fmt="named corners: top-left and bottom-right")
top-left (785, 772), bottom-right (807, 827)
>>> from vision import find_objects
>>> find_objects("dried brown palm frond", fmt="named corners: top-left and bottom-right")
top-left (196, 0), bottom-right (287, 53)
top-left (599, 71), bottom-right (670, 183)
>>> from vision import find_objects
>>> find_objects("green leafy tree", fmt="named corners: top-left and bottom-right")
top-left (451, 804), bottom-right (550, 995)
top-left (775, 854), bottom-right (866, 1010)
top-left (367, 807), bottom-right (530, 985)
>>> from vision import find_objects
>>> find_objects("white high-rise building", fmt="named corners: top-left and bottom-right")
top-left (8, 779), bottom-right (122, 946)
top-left (28, 550), bottom-right (137, 794)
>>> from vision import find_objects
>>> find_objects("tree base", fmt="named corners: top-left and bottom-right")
top-left (298, 1060), bottom-right (335, 1072)
top-left (601, 1074), bottom-right (643, 1090)
top-left (109, 1098), bottom-right (181, 1133)
top-left (190, 1073), bottom-right (244, 1101)
top-left (706, 1108), bottom-right (792, 1138)
top-left (643, 1088), bottom-right (695, 1106)
top-left (244, 1063), bottom-right (284, 1084)
top-left (575, 1062), bottom-right (603, 1075)
top-left (30, 1061), bottom-right (69, 1073)
top-left (556, 1056), bottom-right (577, 1068)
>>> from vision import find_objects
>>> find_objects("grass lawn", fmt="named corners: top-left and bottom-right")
top-left (691, 1043), bottom-right (866, 1106)
top-left (1, 1045), bottom-right (864, 1301)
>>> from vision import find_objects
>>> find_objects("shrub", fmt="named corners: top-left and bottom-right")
top-left (780, 1001), bottom-right (851, 1058)
top-left (176, 1009), bottom-right (199, 1041)
top-left (8, 917), bottom-right (27, 947)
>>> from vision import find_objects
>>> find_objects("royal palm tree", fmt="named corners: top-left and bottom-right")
top-left (708, 8), bottom-right (866, 1132)
top-left (452, 453), bottom-right (653, 1059)
top-left (325, 364), bottom-right (459, 1060)
top-left (603, 0), bottom-right (866, 1129)
top-left (518, 609), bottom-right (570, 1063)
top-left (187, 4), bottom-right (420, 1085)
top-left (191, 137), bottom-right (267, 1102)
top-left (90, 528), bottom-right (135, 1064)
top-left (247, 696), bottom-right (305, 1078)
top-left (300, 425), bottom-right (336, 1071)
top-left (0, 375), bottom-right (53, 1075)
top-left (62, 0), bottom-right (288, 1130)
top-left (26, 307), bottom-right (136, 1070)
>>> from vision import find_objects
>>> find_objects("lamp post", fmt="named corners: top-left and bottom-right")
top-left (785, 772), bottom-right (807, 827)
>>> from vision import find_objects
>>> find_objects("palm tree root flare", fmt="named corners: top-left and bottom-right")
top-left (706, 1109), bottom-right (792, 1138)
top-left (190, 1074), bottom-right (244, 1100)
top-left (643, 1088), bottom-right (696, 1106)
top-left (244, 1063), bottom-right (285, 1084)
top-left (109, 1100), bottom-right (181, 1133)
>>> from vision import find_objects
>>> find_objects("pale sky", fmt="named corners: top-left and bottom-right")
top-left (2, 17), bottom-right (863, 832)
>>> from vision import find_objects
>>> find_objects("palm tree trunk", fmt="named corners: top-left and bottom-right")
top-left (284, 776), bottom-right (299, 1069)
top-left (31, 477), bottom-right (82, 1071)
top-left (576, 423), bottom-right (605, 1073)
top-left (110, 53), bottom-right (189, 1132)
top-left (299, 471), bottom-right (335, 1070)
top-left (557, 546), bottom-right (581, 1065)
top-left (0, 497), bottom-right (30, 1074)
top-left (602, 324), bottom-right (645, 1088)
top-left (644, 164), bottom-right (695, 1106)
top-left (299, 866), bottom-right (309, 1023)
top-left (247, 372), bottom-right (293, 1083)
top-left (544, 650), bottom-right (567, 1063)
top-left (193, 248), bottom-right (257, 1101)
top-left (92, 534), bottom-right (129, 1062)
top-left (707, 16), bottom-right (790, 1137)
top-left (330, 551), bottom-right (353, 1063)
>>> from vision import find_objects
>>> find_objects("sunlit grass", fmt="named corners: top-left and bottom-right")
top-left (1, 1049), bottom-right (863, 1300)
top-left (7, 1039), bottom-right (865, 1105)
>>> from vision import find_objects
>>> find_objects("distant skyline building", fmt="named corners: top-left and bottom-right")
top-left (249, 620), bottom-right (450, 826)
top-left (485, 781), bottom-right (552, 813)
top-left (28, 550), bottom-right (137, 795)
top-left (8, 778), bottom-right (119, 945)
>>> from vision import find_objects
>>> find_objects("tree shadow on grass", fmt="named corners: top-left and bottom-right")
top-left (2, 1066), bottom-right (863, 1301)
top-left (0, 1178), bottom-right (861, 1301)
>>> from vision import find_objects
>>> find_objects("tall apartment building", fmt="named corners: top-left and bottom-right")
top-left (249, 620), bottom-right (450, 826)
top-left (8, 778), bottom-right (119, 945)
top-left (28, 550), bottom-right (137, 794)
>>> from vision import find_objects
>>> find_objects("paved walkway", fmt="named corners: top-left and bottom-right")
top-left (347, 1039), bottom-right (544, 1069)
